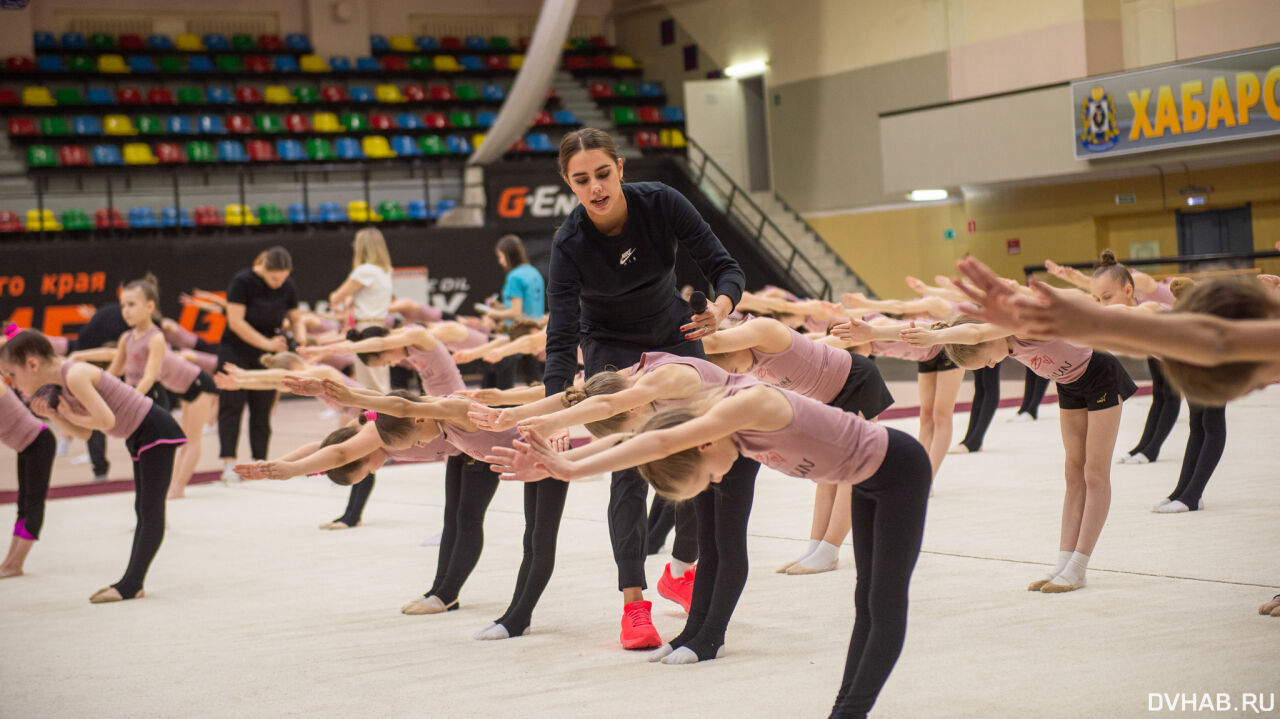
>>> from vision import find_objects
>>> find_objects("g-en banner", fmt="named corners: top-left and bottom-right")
top-left (1072, 44), bottom-right (1280, 159)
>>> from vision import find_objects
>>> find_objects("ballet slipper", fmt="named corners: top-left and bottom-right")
top-left (1041, 577), bottom-right (1087, 593)
top-left (0, 567), bottom-right (23, 579)
top-left (401, 596), bottom-right (458, 615)
top-left (1270, 605), bottom-right (1280, 618)
top-left (90, 587), bottom-right (143, 603)
top-left (1027, 578), bottom-right (1051, 592)
top-left (1260, 595), bottom-right (1280, 615)
top-left (946, 444), bottom-right (974, 455)
top-left (317, 520), bottom-right (361, 530)
top-left (776, 560), bottom-right (801, 573)
top-left (786, 559), bottom-right (837, 575)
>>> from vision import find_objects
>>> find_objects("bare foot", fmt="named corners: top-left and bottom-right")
top-left (166, 492), bottom-right (186, 500)
top-left (318, 520), bottom-right (360, 530)
top-left (0, 566), bottom-right (23, 579)
top-left (90, 587), bottom-right (144, 603)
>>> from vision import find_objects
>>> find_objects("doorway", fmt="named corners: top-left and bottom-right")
top-left (1176, 204), bottom-right (1253, 268)
top-left (740, 76), bottom-right (771, 193)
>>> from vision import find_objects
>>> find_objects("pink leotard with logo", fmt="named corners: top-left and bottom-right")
top-left (60, 362), bottom-right (151, 439)
top-left (405, 341), bottom-right (466, 396)
top-left (1007, 337), bottom-right (1091, 383)
top-left (747, 326), bottom-right (850, 403)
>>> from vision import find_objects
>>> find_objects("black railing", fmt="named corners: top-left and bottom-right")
top-left (1024, 249), bottom-right (1280, 276)
top-left (764, 181), bottom-right (872, 298)
top-left (680, 136), bottom-right (832, 300)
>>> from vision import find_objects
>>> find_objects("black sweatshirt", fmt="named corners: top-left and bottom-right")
top-left (543, 181), bottom-right (746, 396)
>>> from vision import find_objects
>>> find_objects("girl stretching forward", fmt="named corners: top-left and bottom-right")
top-left (0, 330), bottom-right (185, 602)
top-left (0, 348), bottom-right (57, 578)
top-left (491, 379), bottom-right (931, 719)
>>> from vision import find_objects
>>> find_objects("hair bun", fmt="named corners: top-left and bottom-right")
top-left (1098, 249), bottom-right (1117, 266)
top-left (562, 385), bottom-right (587, 407)
top-left (1168, 277), bottom-right (1195, 299)
top-left (345, 328), bottom-right (362, 341)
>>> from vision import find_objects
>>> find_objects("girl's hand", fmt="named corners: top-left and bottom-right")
top-left (842, 291), bottom-right (868, 307)
top-left (514, 414), bottom-right (556, 439)
top-left (296, 345), bottom-right (327, 361)
top-left (281, 374), bottom-right (324, 397)
top-left (467, 402), bottom-right (517, 431)
top-left (516, 425), bottom-right (577, 480)
top-left (255, 461), bottom-right (296, 480)
top-left (545, 428), bottom-right (571, 453)
top-left (904, 275), bottom-right (927, 294)
top-left (830, 317), bottom-right (874, 343)
top-left (264, 336), bottom-right (289, 354)
top-left (452, 349), bottom-right (481, 364)
top-left (213, 372), bottom-right (241, 391)
top-left (233, 462), bottom-right (267, 480)
top-left (954, 258), bottom-right (1026, 330)
top-left (320, 378), bottom-right (357, 406)
top-left (1043, 259), bottom-right (1072, 281)
top-left (484, 442), bottom-right (552, 483)
top-left (28, 396), bottom-right (55, 419)
top-left (1005, 279), bottom-right (1104, 339)
top-left (482, 350), bottom-right (505, 364)
top-left (899, 325), bottom-right (938, 347)
top-left (458, 388), bottom-right (504, 405)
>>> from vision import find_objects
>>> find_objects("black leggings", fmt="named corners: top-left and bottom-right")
top-left (114, 442), bottom-right (179, 598)
top-left (494, 477), bottom-right (569, 636)
top-left (15, 428), bottom-right (56, 540)
top-left (1166, 404), bottom-right (1226, 509)
top-left (610, 467), bottom-right (698, 588)
top-left (960, 364), bottom-right (1001, 451)
top-left (1129, 358), bottom-right (1181, 461)
top-left (1018, 368), bottom-right (1050, 418)
top-left (426, 456), bottom-right (499, 605)
top-left (217, 387), bottom-right (276, 460)
top-left (831, 428), bottom-right (932, 719)
top-left (88, 430), bottom-right (109, 477)
top-left (646, 494), bottom-right (676, 556)
top-left (666, 455), bottom-right (760, 660)
top-left (335, 474), bottom-right (376, 526)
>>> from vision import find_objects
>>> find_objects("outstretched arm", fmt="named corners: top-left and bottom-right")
top-left (1044, 259), bottom-right (1091, 290)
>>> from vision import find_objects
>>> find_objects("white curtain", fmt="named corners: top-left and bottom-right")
top-left (467, 0), bottom-right (581, 165)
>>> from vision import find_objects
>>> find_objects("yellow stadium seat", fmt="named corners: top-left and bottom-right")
top-left (472, 133), bottom-right (486, 148)
top-left (98, 54), bottom-right (129, 73)
top-left (374, 84), bottom-right (404, 103)
top-left (103, 114), bottom-right (138, 136)
top-left (123, 143), bottom-right (158, 165)
top-left (389, 35), bottom-right (415, 52)
top-left (361, 135), bottom-right (396, 159)
top-left (509, 54), bottom-right (524, 70)
top-left (668, 128), bottom-right (686, 148)
top-left (175, 33), bottom-right (204, 52)
top-left (22, 86), bottom-right (56, 107)
top-left (224, 204), bottom-right (261, 226)
top-left (347, 200), bottom-right (382, 223)
top-left (264, 85), bottom-right (293, 104)
top-left (312, 112), bottom-right (342, 132)
top-left (26, 209), bottom-right (61, 231)
top-left (299, 54), bottom-right (327, 73)
top-left (611, 55), bottom-right (638, 70)
top-left (433, 55), bottom-right (461, 72)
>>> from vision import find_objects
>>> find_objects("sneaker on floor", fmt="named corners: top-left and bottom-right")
top-left (1116, 453), bottom-right (1133, 464)
top-left (656, 563), bottom-right (695, 613)
top-left (92, 472), bottom-right (109, 483)
top-left (1127, 454), bottom-right (1151, 465)
top-left (220, 465), bottom-right (241, 484)
top-left (620, 600), bottom-right (662, 649)
top-left (70, 452), bottom-right (91, 465)
top-left (56, 437), bottom-right (73, 457)
top-left (420, 531), bottom-right (443, 547)
top-left (1008, 412), bottom-right (1034, 423)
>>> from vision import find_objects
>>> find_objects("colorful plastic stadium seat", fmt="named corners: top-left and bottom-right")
top-left (273, 56), bottom-right (299, 73)
top-left (661, 106), bottom-right (685, 123)
top-left (402, 84), bottom-right (427, 102)
top-left (166, 116), bottom-right (194, 134)
top-left (246, 140), bottom-right (276, 161)
top-left (287, 203), bottom-right (309, 223)
top-left (226, 114), bottom-right (253, 133)
top-left (276, 139), bottom-right (306, 161)
top-left (434, 199), bottom-right (457, 217)
top-left (329, 56), bottom-right (352, 71)
top-left (369, 36), bottom-right (390, 53)
top-left (433, 55), bottom-right (461, 72)
top-left (33, 32), bottom-right (57, 50)
top-left (454, 85), bottom-right (479, 101)
top-left (206, 86), bottom-right (234, 103)
top-left (381, 56), bottom-right (408, 72)
top-left (507, 137), bottom-right (529, 153)
top-left (95, 208), bottom-right (127, 229)
top-left (235, 86), bottom-right (263, 104)
top-left (258, 204), bottom-right (287, 225)
top-left (149, 35), bottom-right (176, 51)
top-left (589, 55), bottom-right (612, 70)
top-left (378, 201), bottom-right (407, 221)
top-left (459, 56), bottom-right (484, 71)
top-left (347, 200), bottom-right (380, 222)
top-left (59, 145), bottom-right (92, 166)
top-left (481, 84), bottom-right (505, 101)
top-left (612, 55), bottom-right (639, 69)
top-left (407, 200), bottom-right (429, 220)
top-left (389, 35), bottom-right (415, 52)
top-left (445, 134), bottom-right (470, 154)
top-left (67, 55), bottom-right (96, 73)
top-left (198, 115), bottom-right (227, 134)
top-left (8, 117), bottom-right (38, 136)
top-left (264, 85), bottom-right (292, 104)
top-left (54, 88), bottom-right (85, 105)
top-left (89, 33), bottom-right (116, 51)
top-left (22, 87), bottom-right (56, 107)
top-left (231, 34), bottom-right (256, 52)
top-left (589, 82), bottom-right (612, 99)
top-left (316, 202), bottom-right (345, 222)
top-left (203, 35), bottom-right (230, 52)
top-left (614, 82), bottom-right (637, 98)
top-left (128, 207), bottom-right (158, 228)
top-left (441, 36), bottom-right (463, 51)
top-left (61, 32), bottom-right (88, 50)
top-left (39, 117), bottom-right (69, 136)
top-left (285, 113), bottom-right (311, 132)
top-left (465, 36), bottom-right (487, 51)
top-left (394, 113), bottom-right (420, 130)
top-left (72, 115), bottom-right (102, 135)
top-left (526, 132), bottom-right (554, 152)
top-left (637, 106), bottom-right (662, 124)
top-left (83, 88), bottom-right (113, 105)
top-left (116, 87), bottom-right (143, 104)
top-left (422, 112), bottom-right (448, 129)
top-left (98, 55), bottom-right (129, 73)
top-left (187, 55), bottom-right (215, 73)
top-left (375, 84), bottom-right (404, 103)
top-left (564, 56), bottom-right (588, 71)
top-left (244, 56), bottom-right (271, 73)
top-left (362, 135), bottom-right (396, 159)
top-left (0, 211), bottom-right (24, 232)
top-left (369, 113), bottom-right (393, 130)
top-left (300, 55), bottom-right (326, 73)
top-left (553, 110), bottom-right (578, 125)
top-left (661, 128), bottom-right (686, 148)
top-left (637, 82), bottom-right (662, 97)
top-left (123, 143), bottom-right (158, 165)
top-left (333, 137), bottom-right (363, 159)
top-left (127, 56), bottom-right (157, 73)
top-left (92, 145), bottom-right (124, 165)
top-left (531, 111), bottom-right (553, 126)
top-left (259, 35), bottom-right (284, 52)
top-left (217, 140), bottom-right (248, 162)
top-left (484, 55), bottom-right (508, 71)
top-left (338, 112), bottom-right (366, 131)
top-left (132, 114), bottom-right (162, 135)
top-left (146, 87), bottom-right (175, 104)
top-left (216, 56), bottom-right (244, 73)
top-left (490, 36), bottom-right (512, 51)
top-left (320, 85), bottom-right (346, 102)
top-left (476, 111), bottom-right (496, 127)
top-left (154, 142), bottom-right (185, 163)
top-left (355, 56), bottom-right (379, 71)
top-left (104, 114), bottom-right (138, 135)
top-left (225, 204), bottom-right (260, 226)
top-left (511, 51), bottom-right (526, 68)
top-left (612, 107), bottom-right (637, 125)
top-left (285, 34), bottom-right (312, 53)
top-left (427, 85), bottom-right (453, 101)
top-left (193, 206), bottom-right (223, 226)
top-left (408, 56), bottom-right (432, 72)
top-left (349, 86), bottom-right (374, 103)
top-left (160, 207), bottom-right (194, 227)
top-left (293, 86), bottom-right (319, 104)
top-left (255, 114), bottom-right (283, 133)
top-left (37, 56), bottom-right (66, 72)
top-left (62, 209), bottom-right (93, 230)
top-left (185, 141), bottom-right (215, 162)
top-left (305, 137), bottom-right (334, 160)
top-left (471, 132), bottom-right (485, 148)
top-left (419, 135), bottom-right (445, 155)
top-left (391, 136), bottom-right (421, 156)
top-left (176, 87), bottom-right (204, 104)
top-left (26, 209), bottom-right (62, 232)
top-left (415, 36), bottom-right (440, 51)
top-left (312, 112), bottom-right (341, 132)
top-left (449, 111), bottom-right (474, 128)
top-left (158, 56), bottom-right (184, 73)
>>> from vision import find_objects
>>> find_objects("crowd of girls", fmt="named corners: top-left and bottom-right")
top-left (3, 127), bottom-right (1277, 719)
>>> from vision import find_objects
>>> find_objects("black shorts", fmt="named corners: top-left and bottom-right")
top-left (1055, 352), bottom-right (1137, 411)
top-left (917, 350), bottom-right (958, 373)
top-left (168, 370), bottom-right (217, 405)
top-left (830, 353), bottom-right (895, 419)
top-left (125, 403), bottom-right (187, 460)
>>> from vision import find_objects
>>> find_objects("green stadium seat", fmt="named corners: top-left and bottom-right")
top-left (449, 111), bottom-right (474, 128)
top-left (61, 209), bottom-right (93, 231)
top-left (614, 82), bottom-right (637, 97)
top-left (231, 34), bottom-right (257, 51)
top-left (215, 56), bottom-right (244, 73)
top-left (408, 56), bottom-right (433, 72)
top-left (54, 88), bottom-right (85, 105)
top-left (39, 117), bottom-right (69, 136)
top-left (185, 140), bottom-right (215, 162)
top-left (293, 86), bottom-right (319, 104)
top-left (158, 56), bottom-right (185, 73)
top-left (255, 114), bottom-right (283, 133)
top-left (68, 55), bottom-right (95, 73)
top-left (612, 107), bottom-right (638, 125)
top-left (340, 112), bottom-right (368, 132)
top-left (419, 135), bottom-right (445, 155)
top-left (378, 200), bottom-right (406, 220)
top-left (27, 145), bottom-right (58, 167)
top-left (489, 36), bottom-right (512, 51)
top-left (257, 204), bottom-right (287, 224)
top-left (177, 87), bottom-right (205, 104)
top-left (89, 33), bottom-right (116, 51)
top-left (305, 137), bottom-right (334, 160)
top-left (136, 115), bottom-right (163, 134)
top-left (454, 85), bottom-right (479, 101)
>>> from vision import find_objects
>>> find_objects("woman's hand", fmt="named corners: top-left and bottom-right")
top-left (830, 317), bottom-right (874, 344)
top-left (467, 402), bottom-right (518, 431)
top-left (1004, 279), bottom-right (1108, 339)
top-left (899, 324), bottom-right (939, 347)
top-left (281, 374), bottom-right (325, 397)
top-left (681, 296), bottom-right (730, 341)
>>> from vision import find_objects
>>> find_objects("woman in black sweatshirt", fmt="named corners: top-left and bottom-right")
top-left (542, 128), bottom-right (746, 651)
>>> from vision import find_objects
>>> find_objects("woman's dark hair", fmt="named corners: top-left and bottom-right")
top-left (347, 325), bottom-right (391, 363)
top-left (495, 234), bottom-right (528, 269)
top-left (0, 330), bottom-right (56, 365)
top-left (1092, 249), bottom-right (1134, 289)
top-left (319, 426), bottom-right (367, 486)
top-left (557, 128), bottom-right (621, 177)
top-left (258, 246), bottom-right (293, 272)
top-left (359, 389), bottom-right (423, 446)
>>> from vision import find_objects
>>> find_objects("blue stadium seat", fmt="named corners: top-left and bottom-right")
top-left (369, 35), bottom-right (390, 53)
top-left (526, 132), bottom-right (553, 152)
top-left (167, 116), bottom-right (194, 134)
top-left (407, 200), bottom-right (429, 220)
top-left (395, 113), bottom-right (421, 129)
top-left (128, 207), bottom-right (158, 228)
top-left (552, 110), bottom-right (578, 125)
top-left (285, 34), bottom-right (312, 53)
top-left (414, 36), bottom-right (440, 51)
top-left (61, 32), bottom-right (88, 50)
top-left (273, 55), bottom-right (299, 72)
top-left (148, 35), bottom-right (175, 51)
top-left (86, 88), bottom-right (115, 105)
top-left (433, 199), bottom-right (456, 218)
top-left (287, 203), bottom-right (309, 223)
top-left (92, 145), bottom-right (124, 165)
top-left (276, 139), bottom-right (306, 161)
top-left (349, 86), bottom-right (373, 102)
top-left (198, 115), bottom-right (227, 134)
top-left (445, 135), bottom-right (470, 154)
top-left (187, 56), bottom-right (215, 73)
top-left (465, 36), bottom-right (487, 51)
top-left (355, 56), bottom-right (380, 71)
top-left (216, 140), bottom-right (248, 162)
top-left (391, 136), bottom-right (421, 156)
top-left (127, 56), bottom-right (157, 73)
top-left (33, 32), bottom-right (57, 51)
top-left (73, 116), bottom-right (103, 135)
top-left (460, 56), bottom-right (485, 71)
top-left (476, 111), bottom-right (496, 127)
top-left (317, 202), bottom-right (346, 222)
top-left (637, 82), bottom-right (662, 97)
top-left (328, 56), bottom-right (352, 71)
top-left (481, 84), bottom-right (505, 100)
top-left (333, 137), bottom-right (363, 159)
top-left (202, 34), bottom-right (230, 51)
top-left (36, 56), bottom-right (66, 72)
top-left (160, 207), bottom-right (194, 227)
top-left (661, 106), bottom-right (685, 123)
top-left (206, 86), bottom-right (234, 104)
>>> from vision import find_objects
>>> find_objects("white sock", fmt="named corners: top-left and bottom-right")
top-left (1154, 499), bottom-right (1190, 514)
top-left (661, 645), bottom-right (725, 664)
top-left (670, 558), bottom-right (694, 578)
top-left (648, 643), bottom-right (674, 662)
top-left (474, 623), bottom-right (512, 640)
top-left (1052, 551), bottom-right (1090, 586)
top-left (797, 541), bottom-right (839, 570)
top-left (1040, 550), bottom-right (1073, 582)
top-left (793, 539), bottom-right (821, 564)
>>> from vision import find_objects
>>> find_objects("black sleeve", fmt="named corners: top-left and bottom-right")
top-left (283, 279), bottom-right (299, 310)
top-left (541, 240), bottom-right (583, 397)
top-left (665, 186), bottom-right (745, 307)
top-left (226, 272), bottom-right (251, 306)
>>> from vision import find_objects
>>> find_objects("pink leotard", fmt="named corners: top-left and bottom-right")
top-left (59, 361), bottom-right (151, 439)
top-left (630, 352), bottom-right (756, 411)
top-left (122, 327), bottom-right (201, 393)
top-left (747, 325), bottom-right (850, 403)
top-left (869, 341), bottom-right (942, 363)
top-left (0, 388), bottom-right (44, 452)
top-left (728, 383), bottom-right (889, 485)
top-left (405, 341), bottom-right (466, 396)
top-left (162, 323), bottom-right (198, 350)
top-left (443, 326), bottom-right (490, 353)
top-left (438, 415), bottom-right (519, 462)
top-left (1007, 337), bottom-right (1091, 383)
top-left (386, 434), bottom-right (458, 463)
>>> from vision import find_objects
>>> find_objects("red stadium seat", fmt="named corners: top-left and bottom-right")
top-left (402, 84), bottom-right (426, 101)
top-left (285, 113), bottom-right (311, 132)
top-left (146, 87), bottom-right (175, 105)
top-left (0, 89), bottom-right (20, 106)
top-left (532, 111), bottom-right (552, 126)
top-left (257, 34), bottom-right (284, 52)
top-left (226, 114), bottom-right (253, 133)
top-left (381, 56), bottom-right (408, 71)
top-left (590, 55), bottom-right (612, 69)
top-left (119, 34), bottom-right (146, 51)
top-left (246, 139), bottom-right (276, 161)
top-left (638, 106), bottom-right (663, 123)
top-left (244, 55), bottom-right (271, 73)
top-left (6, 56), bottom-right (35, 72)
top-left (7, 117), bottom-right (38, 136)
top-left (564, 56), bottom-right (588, 71)
top-left (154, 142), bottom-right (185, 163)
top-left (321, 85), bottom-right (347, 102)
top-left (428, 85), bottom-right (453, 101)
top-left (440, 36), bottom-right (463, 51)
top-left (369, 113), bottom-right (393, 130)
top-left (59, 145), bottom-right (92, 166)
top-left (235, 87), bottom-right (263, 104)
top-left (422, 112), bottom-right (448, 129)
top-left (589, 82), bottom-right (612, 99)
top-left (116, 88), bottom-right (144, 104)
top-left (484, 55), bottom-right (508, 71)
top-left (95, 208), bottom-right (127, 229)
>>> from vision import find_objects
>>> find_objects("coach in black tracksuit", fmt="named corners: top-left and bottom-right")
top-left (544, 129), bottom-right (745, 648)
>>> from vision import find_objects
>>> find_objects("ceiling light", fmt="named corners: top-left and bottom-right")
top-left (724, 60), bottom-right (767, 78)
top-left (907, 189), bottom-right (949, 202)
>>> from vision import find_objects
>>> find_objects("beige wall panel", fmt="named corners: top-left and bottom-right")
top-left (948, 21), bottom-right (1090, 99)
top-left (1173, 0), bottom-right (1280, 59)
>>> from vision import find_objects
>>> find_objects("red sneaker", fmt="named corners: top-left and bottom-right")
top-left (656, 563), bottom-right (695, 613)
top-left (620, 600), bottom-right (663, 649)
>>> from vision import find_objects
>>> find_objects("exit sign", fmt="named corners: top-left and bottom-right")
top-left (943, 228), bottom-right (955, 240)
top-left (1115, 193), bottom-right (1136, 205)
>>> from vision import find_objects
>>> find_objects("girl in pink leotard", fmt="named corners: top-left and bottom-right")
top-left (0, 363), bottom-right (57, 579)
